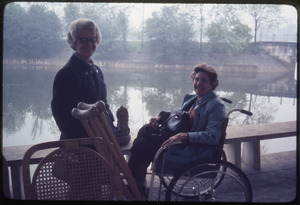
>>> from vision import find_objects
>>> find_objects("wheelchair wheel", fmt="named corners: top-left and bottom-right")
top-left (165, 160), bottom-right (252, 202)
top-left (160, 150), bottom-right (227, 196)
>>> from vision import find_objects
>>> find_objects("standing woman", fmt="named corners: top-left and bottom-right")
top-left (51, 18), bottom-right (115, 140)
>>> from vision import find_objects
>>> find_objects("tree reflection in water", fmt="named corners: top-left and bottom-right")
top-left (2, 66), bottom-right (297, 150)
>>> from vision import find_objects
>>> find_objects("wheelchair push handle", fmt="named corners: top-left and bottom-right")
top-left (225, 108), bottom-right (253, 118)
top-left (220, 97), bottom-right (232, 104)
top-left (240, 109), bottom-right (253, 116)
top-left (221, 97), bottom-right (252, 118)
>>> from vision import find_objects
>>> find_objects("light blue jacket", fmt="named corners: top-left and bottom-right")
top-left (164, 90), bottom-right (226, 171)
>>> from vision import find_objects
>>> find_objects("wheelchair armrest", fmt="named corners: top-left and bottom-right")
top-left (162, 140), bottom-right (223, 152)
top-left (161, 141), bottom-right (182, 149)
top-left (180, 140), bottom-right (223, 150)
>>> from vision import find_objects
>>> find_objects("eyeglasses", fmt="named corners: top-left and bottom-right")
top-left (78, 37), bottom-right (98, 44)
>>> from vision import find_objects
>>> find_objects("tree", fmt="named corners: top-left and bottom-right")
top-left (243, 4), bottom-right (282, 43)
top-left (25, 4), bottom-right (63, 58)
top-left (189, 4), bottom-right (206, 51)
top-left (3, 3), bottom-right (28, 58)
top-left (116, 9), bottom-right (129, 52)
top-left (206, 5), bottom-right (252, 55)
top-left (198, 4), bottom-right (205, 51)
top-left (78, 3), bottom-right (131, 59)
top-left (4, 3), bottom-right (63, 59)
top-left (63, 4), bottom-right (81, 31)
top-left (145, 5), bottom-right (194, 63)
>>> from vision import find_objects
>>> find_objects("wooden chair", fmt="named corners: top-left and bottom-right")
top-left (72, 101), bottom-right (142, 200)
top-left (22, 138), bottom-right (115, 200)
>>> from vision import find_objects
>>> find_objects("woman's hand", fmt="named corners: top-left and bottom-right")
top-left (149, 115), bottom-right (161, 129)
top-left (161, 133), bottom-right (188, 148)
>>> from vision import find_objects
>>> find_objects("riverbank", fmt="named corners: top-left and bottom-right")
top-left (3, 51), bottom-right (294, 74)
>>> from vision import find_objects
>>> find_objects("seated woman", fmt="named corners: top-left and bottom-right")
top-left (128, 63), bottom-right (226, 196)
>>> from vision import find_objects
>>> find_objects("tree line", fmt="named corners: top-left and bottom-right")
top-left (3, 2), bottom-right (283, 64)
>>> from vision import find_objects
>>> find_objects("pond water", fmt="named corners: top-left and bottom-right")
top-left (2, 65), bottom-right (297, 154)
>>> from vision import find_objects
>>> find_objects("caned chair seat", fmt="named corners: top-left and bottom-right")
top-left (22, 138), bottom-right (115, 200)
top-left (23, 101), bottom-right (142, 201)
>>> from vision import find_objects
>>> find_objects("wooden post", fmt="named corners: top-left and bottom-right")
top-left (10, 164), bottom-right (23, 199)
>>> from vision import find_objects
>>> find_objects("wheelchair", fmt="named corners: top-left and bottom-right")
top-left (148, 105), bottom-right (253, 202)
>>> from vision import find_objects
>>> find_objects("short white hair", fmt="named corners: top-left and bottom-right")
top-left (67, 18), bottom-right (102, 50)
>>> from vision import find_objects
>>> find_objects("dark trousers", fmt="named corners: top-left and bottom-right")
top-left (128, 124), bottom-right (170, 189)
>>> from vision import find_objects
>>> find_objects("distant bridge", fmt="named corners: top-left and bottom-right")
top-left (255, 72), bottom-right (297, 98)
top-left (257, 41), bottom-right (297, 64)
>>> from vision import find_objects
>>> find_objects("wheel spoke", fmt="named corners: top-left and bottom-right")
top-left (165, 161), bottom-right (252, 202)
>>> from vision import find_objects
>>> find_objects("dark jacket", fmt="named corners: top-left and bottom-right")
top-left (51, 53), bottom-right (114, 140)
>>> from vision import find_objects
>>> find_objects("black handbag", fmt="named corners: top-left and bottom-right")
top-left (158, 110), bottom-right (191, 135)
top-left (154, 97), bottom-right (197, 136)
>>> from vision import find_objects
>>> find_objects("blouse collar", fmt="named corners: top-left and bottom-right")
top-left (74, 52), bottom-right (95, 67)
top-left (196, 90), bottom-right (217, 106)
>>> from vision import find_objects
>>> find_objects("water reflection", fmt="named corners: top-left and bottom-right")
top-left (2, 65), bottom-right (297, 149)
